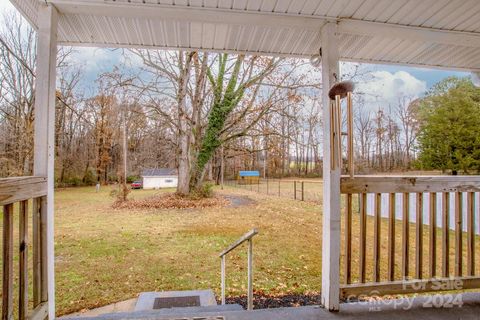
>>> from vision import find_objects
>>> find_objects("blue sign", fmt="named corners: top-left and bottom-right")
top-left (239, 171), bottom-right (260, 177)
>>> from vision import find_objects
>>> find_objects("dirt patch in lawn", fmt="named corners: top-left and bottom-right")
top-left (224, 195), bottom-right (257, 208)
top-left (112, 193), bottom-right (230, 210)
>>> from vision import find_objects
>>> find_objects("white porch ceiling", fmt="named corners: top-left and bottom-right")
top-left (9, 0), bottom-right (480, 71)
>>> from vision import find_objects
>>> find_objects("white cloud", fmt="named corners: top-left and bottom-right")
top-left (357, 70), bottom-right (427, 105)
top-left (68, 47), bottom-right (119, 72)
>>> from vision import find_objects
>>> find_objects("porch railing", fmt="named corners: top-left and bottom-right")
top-left (1, 176), bottom-right (49, 320)
top-left (340, 175), bottom-right (480, 299)
top-left (219, 229), bottom-right (258, 310)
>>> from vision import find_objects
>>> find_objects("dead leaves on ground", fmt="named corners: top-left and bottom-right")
top-left (112, 192), bottom-right (230, 210)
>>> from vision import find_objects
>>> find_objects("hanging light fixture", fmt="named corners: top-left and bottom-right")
top-left (328, 80), bottom-right (355, 100)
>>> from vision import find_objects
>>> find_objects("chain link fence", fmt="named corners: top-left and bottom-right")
top-left (224, 178), bottom-right (323, 203)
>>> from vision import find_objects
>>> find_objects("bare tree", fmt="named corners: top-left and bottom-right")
top-left (397, 96), bottom-right (420, 168)
top-left (0, 10), bottom-right (72, 176)
top-left (354, 101), bottom-right (374, 170)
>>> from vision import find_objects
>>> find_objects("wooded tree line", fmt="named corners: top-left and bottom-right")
top-left (2, 10), bottom-right (477, 193)
top-left (351, 95), bottom-right (420, 173)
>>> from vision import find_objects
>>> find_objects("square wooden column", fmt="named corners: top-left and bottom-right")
top-left (33, 4), bottom-right (58, 319)
top-left (320, 22), bottom-right (341, 311)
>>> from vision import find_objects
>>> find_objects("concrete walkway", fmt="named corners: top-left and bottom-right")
top-left (62, 299), bottom-right (137, 318)
top-left (65, 292), bottom-right (480, 320)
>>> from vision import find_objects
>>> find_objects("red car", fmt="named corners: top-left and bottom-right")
top-left (131, 180), bottom-right (143, 189)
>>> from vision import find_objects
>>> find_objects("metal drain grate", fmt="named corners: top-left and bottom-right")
top-left (153, 296), bottom-right (201, 309)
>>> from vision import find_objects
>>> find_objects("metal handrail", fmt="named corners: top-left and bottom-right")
top-left (219, 229), bottom-right (258, 310)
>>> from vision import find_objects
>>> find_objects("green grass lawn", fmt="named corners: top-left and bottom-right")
top-left (53, 185), bottom-right (323, 315)
top-left (1, 183), bottom-right (478, 316)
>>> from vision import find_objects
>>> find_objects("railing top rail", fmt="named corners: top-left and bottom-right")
top-left (0, 176), bottom-right (47, 206)
top-left (219, 229), bottom-right (258, 257)
top-left (341, 175), bottom-right (480, 194)
top-left (0, 176), bottom-right (46, 183)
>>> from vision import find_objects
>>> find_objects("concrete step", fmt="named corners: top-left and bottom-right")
top-left (63, 292), bottom-right (480, 320)
top-left (135, 290), bottom-right (217, 311)
top-left (88, 304), bottom-right (244, 319)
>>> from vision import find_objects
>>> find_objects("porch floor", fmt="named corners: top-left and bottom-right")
top-left (65, 291), bottom-right (480, 320)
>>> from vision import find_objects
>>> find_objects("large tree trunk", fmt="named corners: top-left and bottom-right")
top-left (179, 53), bottom-right (279, 194)
top-left (177, 114), bottom-right (191, 195)
top-left (176, 52), bottom-right (194, 196)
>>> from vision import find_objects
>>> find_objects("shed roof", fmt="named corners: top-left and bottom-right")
top-left (142, 168), bottom-right (178, 177)
top-left (9, 0), bottom-right (480, 71)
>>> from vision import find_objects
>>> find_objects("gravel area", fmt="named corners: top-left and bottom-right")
top-left (220, 293), bottom-right (322, 309)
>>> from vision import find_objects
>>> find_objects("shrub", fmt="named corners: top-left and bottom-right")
top-left (190, 183), bottom-right (214, 199)
top-left (127, 175), bottom-right (140, 183)
top-left (56, 177), bottom-right (84, 187)
top-left (83, 168), bottom-right (97, 185)
top-left (70, 177), bottom-right (84, 186)
top-left (108, 174), bottom-right (119, 183)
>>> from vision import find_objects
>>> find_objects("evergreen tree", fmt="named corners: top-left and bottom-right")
top-left (417, 77), bottom-right (480, 174)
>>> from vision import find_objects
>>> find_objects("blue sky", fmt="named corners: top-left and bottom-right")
top-left (66, 45), bottom-right (470, 110)
top-left (71, 47), bottom-right (468, 91)
top-left (370, 64), bottom-right (467, 89)
top-left (0, 0), bottom-right (471, 105)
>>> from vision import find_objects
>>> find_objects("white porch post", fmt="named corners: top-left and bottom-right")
top-left (34, 4), bottom-right (58, 319)
top-left (320, 22), bottom-right (341, 311)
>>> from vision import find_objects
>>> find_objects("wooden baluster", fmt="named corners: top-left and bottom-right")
top-left (442, 193), bottom-right (450, 277)
top-left (373, 193), bottom-right (381, 282)
top-left (455, 192), bottom-right (463, 277)
top-left (388, 193), bottom-right (395, 281)
top-left (359, 193), bottom-right (367, 283)
top-left (40, 196), bottom-right (48, 302)
top-left (402, 193), bottom-right (409, 279)
top-left (344, 194), bottom-right (352, 284)
top-left (467, 192), bottom-right (475, 276)
top-left (2, 204), bottom-right (14, 320)
top-left (19, 200), bottom-right (29, 320)
top-left (429, 193), bottom-right (437, 279)
top-left (416, 193), bottom-right (423, 279)
top-left (33, 197), bottom-right (42, 306)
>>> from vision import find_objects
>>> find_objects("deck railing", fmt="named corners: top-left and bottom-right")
top-left (219, 229), bottom-right (258, 310)
top-left (1, 176), bottom-right (49, 320)
top-left (340, 176), bottom-right (480, 299)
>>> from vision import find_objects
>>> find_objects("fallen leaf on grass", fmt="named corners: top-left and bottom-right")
top-left (112, 193), bottom-right (230, 210)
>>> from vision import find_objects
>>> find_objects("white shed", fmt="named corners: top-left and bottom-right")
top-left (142, 168), bottom-right (178, 189)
